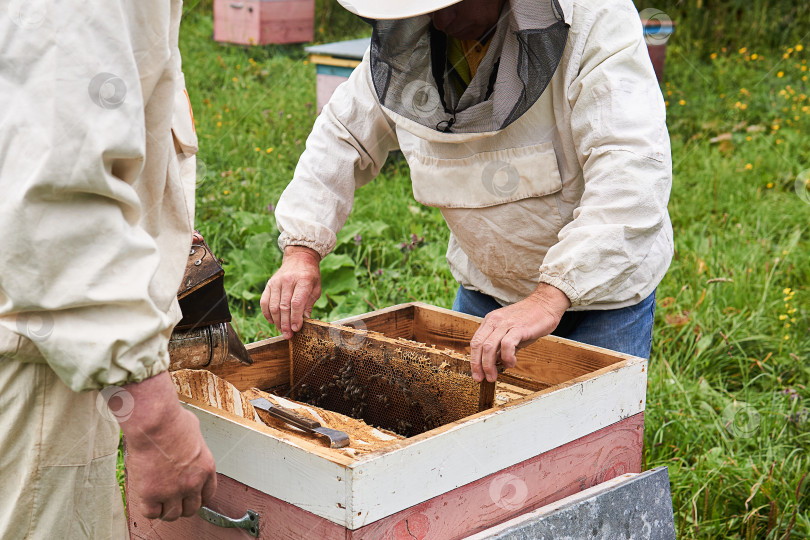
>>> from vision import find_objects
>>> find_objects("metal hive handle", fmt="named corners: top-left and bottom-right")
top-left (197, 506), bottom-right (259, 537)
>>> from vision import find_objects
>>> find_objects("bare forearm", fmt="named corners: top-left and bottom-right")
top-left (118, 371), bottom-right (183, 445)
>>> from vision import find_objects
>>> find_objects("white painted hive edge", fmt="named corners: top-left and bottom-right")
top-left (183, 401), bottom-right (354, 527)
top-left (345, 359), bottom-right (647, 529)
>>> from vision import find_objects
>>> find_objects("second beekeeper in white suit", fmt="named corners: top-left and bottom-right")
top-left (261, 0), bottom-right (674, 382)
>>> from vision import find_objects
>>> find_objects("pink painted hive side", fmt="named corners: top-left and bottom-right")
top-left (213, 0), bottom-right (260, 45)
top-left (260, 0), bottom-right (314, 44)
top-left (213, 0), bottom-right (314, 46)
top-left (315, 73), bottom-right (350, 113)
top-left (126, 414), bottom-right (643, 539)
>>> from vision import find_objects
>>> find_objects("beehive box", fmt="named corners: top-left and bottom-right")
top-left (126, 302), bottom-right (647, 539)
top-left (304, 38), bottom-right (368, 113)
top-left (213, 0), bottom-right (314, 46)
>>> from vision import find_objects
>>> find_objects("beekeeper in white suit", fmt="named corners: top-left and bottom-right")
top-left (262, 0), bottom-right (673, 382)
top-left (0, 1), bottom-right (216, 537)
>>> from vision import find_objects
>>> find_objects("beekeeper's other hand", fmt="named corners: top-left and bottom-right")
top-left (261, 245), bottom-right (322, 339)
top-left (470, 284), bottom-right (571, 382)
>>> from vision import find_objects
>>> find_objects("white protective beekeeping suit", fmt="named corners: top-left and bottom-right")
top-left (275, 0), bottom-right (673, 310)
top-left (0, 0), bottom-right (196, 537)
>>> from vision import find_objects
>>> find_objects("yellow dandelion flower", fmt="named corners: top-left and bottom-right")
top-left (678, 99), bottom-right (686, 106)
top-left (783, 53), bottom-right (790, 59)
top-left (739, 47), bottom-right (747, 54)
top-left (740, 103), bottom-right (748, 110)
top-left (266, 147), bottom-right (274, 153)
top-left (803, 76), bottom-right (808, 82)
top-left (784, 334), bottom-right (790, 340)
top-left (791, 317), bottom-right (797, 323)
top-left (721, 47), bottom-right (727, 53)
top-left (249, 58), bottom-right (256, 65)
top-left (664, 100), bottom-right (669, 106)
top-left (746, 136), bottom-right (752, 141)
top-left (232, 76), bottom-right (238, 82)
top-left (766, 182), bottom-right (774, 188)
top-left (745, 163), bottom-right (753, 170)
top-left (802, 66), bottom-right (808, 72)
top-left (751, 53), bottom-right (758, 60)
top-left (797, 44), bottom-right (804, 51)
top-left (785, 323), bottom-right (791, 329)
top-left (236, 64), bottom-right (241, 70)
top-left (776, 139), bottom-right (783, 144)
top-left (223, 190), bottom-right (230, 195)
top-left (779, 314), bottom-right (788, 320)
top-left (788, 47), bottom-right (794, 54)
top-left (772, 124), bottom-right (780, 130)
top-left (710, 52), bottom-right (717, 59)
top-left (254, 146), bottom-right (261, 152)
top-left (303, 60), bottom-right (309, 65)
top-left (216, 121), bottom-right (222, 127)
top-left (777, 71), bottom-right (784, 78)
top-left (783, 288), bottom-right (791, 294)
top-left (667, 90), bottom-right (672, 96)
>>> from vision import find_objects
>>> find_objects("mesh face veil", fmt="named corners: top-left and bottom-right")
top-left (368, 0), bottom-right (570, 133)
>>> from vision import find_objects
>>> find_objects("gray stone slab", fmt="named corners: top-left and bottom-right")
top-left (304, 38), bottom-right (369, 59)
top-left (470, 467), bottom-right (676, 540)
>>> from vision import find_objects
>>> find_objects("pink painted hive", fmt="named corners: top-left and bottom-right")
top-left (126, 302), bottom-right (648, 539)
top-left (213, 0), bottom-right (314, 46)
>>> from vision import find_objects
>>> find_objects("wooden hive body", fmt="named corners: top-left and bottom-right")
top-left (126, 303), bottom-right (647, 539)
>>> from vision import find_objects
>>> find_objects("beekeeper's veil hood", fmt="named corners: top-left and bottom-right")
top-left (337, 0), bottom-right (570, 134)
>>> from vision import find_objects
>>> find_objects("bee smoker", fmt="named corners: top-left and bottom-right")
top-left (167, 233), bottom-right (253, 370)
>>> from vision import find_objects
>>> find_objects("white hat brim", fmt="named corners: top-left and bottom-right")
top-left (337, 0), bottom-right (464, 19)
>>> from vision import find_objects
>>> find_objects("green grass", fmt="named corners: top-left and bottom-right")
top-left (119, 4), bottom-right (809, 537)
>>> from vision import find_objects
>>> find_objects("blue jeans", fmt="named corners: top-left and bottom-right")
top-left (452, 286), bottom-right (656, 359)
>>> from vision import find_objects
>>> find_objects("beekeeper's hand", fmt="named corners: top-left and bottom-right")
top-left (470, 284), bottom-right (571, 382)
top-left (119, 371), bottom-right (217, 521)
top-left (261, 245), bottom-right (322, 339)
